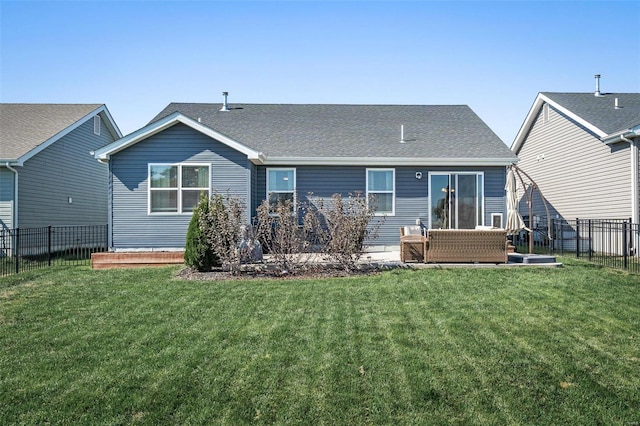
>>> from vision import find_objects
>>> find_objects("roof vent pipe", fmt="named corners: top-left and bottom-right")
top-left (220, 92), bottom-right (230, 111)
top-left (400, 125), bottom-right (406, 143)
top-left (615, 98), bottom-right (621, 109)
top-left (594, 74), bottom-right (602, 97)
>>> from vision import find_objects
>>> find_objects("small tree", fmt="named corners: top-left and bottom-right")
top-left (310, 192), bottom-right (384, 271)
top-left (184, 194), bottom-right (219, 271)
top-left (201, 193), bottom-right (245, 273)
top-left (255, 197), bottom-right (315, 274)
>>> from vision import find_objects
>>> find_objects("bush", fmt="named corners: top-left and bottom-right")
top-left (255, 198), bottom-right (315, 274)
top-left (308, 192), bottom-right (383, 271)
top-left (184, 194), bottom-right (220, 271)
top-left (201, 193), bottom-right (245, 273)
top-left (254, 192), bottom-right (384, 274)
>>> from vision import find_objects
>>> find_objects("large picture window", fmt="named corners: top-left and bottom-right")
top-left (429, 172), bottom-right (484, 229)
top-left (267, 168), bottom-right (296, 213)
top-left (367, 168), bottom-right (395, 215)
top-left (149, 164), bottom-right (210, 214)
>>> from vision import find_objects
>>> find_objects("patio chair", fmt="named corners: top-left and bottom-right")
top-left (400, 225), bottom-right (427, 263)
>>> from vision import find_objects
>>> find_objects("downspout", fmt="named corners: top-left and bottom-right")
top-left (621, 134), bottom-right (639, 224)
top-left (5, 163), bottom-right (18, 228)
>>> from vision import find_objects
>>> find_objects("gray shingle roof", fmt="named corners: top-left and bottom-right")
top-left (542, 92), bottom-right (640, 135)
top-left (0, 103), bottom-right (102, 161)
top-left (150, 103), bottom-right (516, 160)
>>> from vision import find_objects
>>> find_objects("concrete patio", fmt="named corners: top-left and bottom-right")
top-left (363, 250), bottom-right (563, 269)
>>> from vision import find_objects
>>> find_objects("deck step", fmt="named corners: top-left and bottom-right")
top-left (91, 252), bottom-right (184, 269)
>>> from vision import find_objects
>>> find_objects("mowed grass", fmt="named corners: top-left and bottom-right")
top-left (1, 259), bottom-right (639, 425)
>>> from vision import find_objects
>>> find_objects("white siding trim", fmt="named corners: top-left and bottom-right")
top-left (15, 105), bottom-right (122, 165)
top-left (5, 164), bottom-right (18, 228)
top-left (632, 140), bottom-right (639, 224)
top-left (512, 93), bottom-right (608, 153)
top-left (96, 113), bottom-right (263, 163)
top-left (260, 157), bottom-right (516, 166)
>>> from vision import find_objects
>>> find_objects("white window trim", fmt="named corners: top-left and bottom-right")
top-left (366, 168), bottom-right (395, 216)
top-left (428, 171), bottom-right (485, 229)
top-left (148, 163), bottom-right (211, 215)
top-left (266, 167), bottom-right (296, 215)
top-left (93, 115), bottom-right (101, 135)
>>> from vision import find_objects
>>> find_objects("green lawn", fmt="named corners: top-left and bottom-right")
top-left (1, 259), bottom-right (639, 425)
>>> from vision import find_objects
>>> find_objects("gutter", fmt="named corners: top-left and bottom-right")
top-left (602, 128), bottom-right (640, 145)
top-left (252, 156), bottom-right (519, 167)
top-left (600, 130), bottom-right (640, 224)
top-left (626, 136), bottom-right (640, 224)
top-left (5, 162), bottom-right (19, 228)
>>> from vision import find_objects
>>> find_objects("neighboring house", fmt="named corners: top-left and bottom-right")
top-left (94, 98), bottom-right (517, 251)
top-left (0, 104), bottom-right (122, 230)
top-left (511, 90), bottom-right (640, 225)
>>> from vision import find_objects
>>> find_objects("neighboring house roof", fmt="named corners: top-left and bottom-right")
top-left (96, 103), bottom-right (516, 166)
top-left (0, 103), bottom-right (122, 165)
top-left (512, 92), bottom-right (640, 152)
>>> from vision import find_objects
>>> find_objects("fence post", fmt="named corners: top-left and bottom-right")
top-left (549, 219), bottom-right (554, 255)
top-left (104, 223), bottom-right (109, 252)
top-left (559, 219), bottom-right (564, 255)
top-left (14, 228), bottom-right (19, 274)
top-left (576, 218), bottom-right (580, 258)
top-left (623, 220), bottom-right (628, 270)
top-left (48, 225), bottom-right (52, 266)
top-left (629, 217), bottom-right (633, 256)
top-left (588, 219), bottom-right (592, 261)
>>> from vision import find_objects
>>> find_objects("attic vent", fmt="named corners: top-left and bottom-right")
top-left (93, 115), bottom-right (101, 135)
top-left (220, 91), bottom-right (230, 112)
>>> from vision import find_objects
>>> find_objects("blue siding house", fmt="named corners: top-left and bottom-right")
top-left (95, 97), bottom-right (517, 251)
top-left (0, 104), bottom-right (121, 230)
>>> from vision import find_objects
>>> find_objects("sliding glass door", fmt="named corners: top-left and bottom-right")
top-left (429, 173), bottom-right (484, 229)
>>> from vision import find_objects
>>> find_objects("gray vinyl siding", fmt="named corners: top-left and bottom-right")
top-left (255, 165), bottom-right (506, 247)
top-left (483, 167), bottom-right (508, 226)
top-left (16, 115), bottom-right (114, 228)
top-left (110, 123), bottom-right (250, 249)
top-left (0, 168), bottom-right (14, 230)
top-left (516, 103), bottom-right (632, 221)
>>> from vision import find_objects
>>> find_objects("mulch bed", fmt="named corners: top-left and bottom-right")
top-left (176, 262), bottom-right (405, 281)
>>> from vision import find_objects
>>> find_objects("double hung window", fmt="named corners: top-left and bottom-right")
top-left (366, 169), bottom-right (395, 215)
top-left (149, 164), bottom-right (210, 214)
top-left (267, 168), bottom-right (296, 214)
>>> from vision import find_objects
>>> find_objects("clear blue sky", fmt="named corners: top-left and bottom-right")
top-left (1, 0), bottom-right (639, 145)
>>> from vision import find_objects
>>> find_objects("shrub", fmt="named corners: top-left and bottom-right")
top-left (309, 192), bottom-right (383, 271)
top-left (254, 192), bottom-right (384, 274)
top-left (255, 198), bottom-right (316, 274)
top-left (184, 194), bottom-right (220, 271)
top-left (201, 193), bottom-right (245, 273)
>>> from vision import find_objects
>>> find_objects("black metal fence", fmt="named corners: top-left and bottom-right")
top-left (0, 225), bottom-right (108, 277)
top-left (512, 217), bottom-right (640, 273)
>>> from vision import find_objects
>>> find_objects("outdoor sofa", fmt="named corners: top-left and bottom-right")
top-left (400, 227), bottom-right (508, 264)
